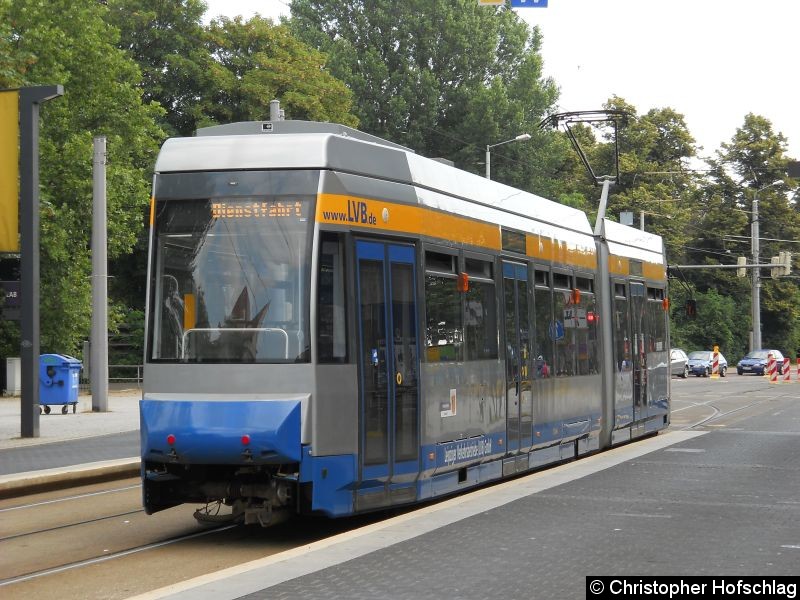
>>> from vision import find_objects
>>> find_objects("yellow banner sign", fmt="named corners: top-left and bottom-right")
top-left (0, 90), bottom-right (19, 252)
top-left (477, 0), bottom-right (504, 5)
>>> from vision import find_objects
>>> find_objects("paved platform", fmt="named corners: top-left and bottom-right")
top-left (0, 387), bottom-right (141, 496)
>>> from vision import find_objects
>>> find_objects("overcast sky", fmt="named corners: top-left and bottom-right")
top-left (202, 0), bottom-right (798, 160)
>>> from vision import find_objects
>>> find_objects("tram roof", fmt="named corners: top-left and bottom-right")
top-left (154, 121), bottom-right (663, 255)
top-left (604, 219), bottom-right (664, 264)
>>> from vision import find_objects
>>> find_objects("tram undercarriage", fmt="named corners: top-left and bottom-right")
top-left (144, 462), bottom-right (298, 526)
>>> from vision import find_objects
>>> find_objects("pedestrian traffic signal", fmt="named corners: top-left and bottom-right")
top-left (736, 256), bottom-right (746, 278)
top-left (780, 251), bottom-right (792, 276)
top-left (771, 252), bottom-right (792, 278)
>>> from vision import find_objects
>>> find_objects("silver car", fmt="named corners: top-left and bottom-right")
top-left (670, 348), bottom-right (689, 378)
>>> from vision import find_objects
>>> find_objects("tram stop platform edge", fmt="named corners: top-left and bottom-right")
top-left (0, 386), bottom-right (141, 499)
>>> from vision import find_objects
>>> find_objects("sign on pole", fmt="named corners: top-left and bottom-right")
top-left (0, 90), bottom-right (20, 252)
top-left (18, 85), bottom-right (64, 438)
top-left (0, 280), bottom-right (20, 321)
top-left (511, 0), bottom-right (549, 6)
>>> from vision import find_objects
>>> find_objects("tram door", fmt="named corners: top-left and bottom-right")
top-left (355, 241), bottom-right (420, 498)
top-left (503, 262), bottom-right (532, 453)
top-left (630, 282), bottom-right (648, 421)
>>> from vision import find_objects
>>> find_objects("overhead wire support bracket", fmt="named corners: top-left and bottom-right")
top-left (539, 109), bottom-right (629, 186)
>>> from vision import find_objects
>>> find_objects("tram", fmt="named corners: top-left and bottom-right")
top-left (140, 119), bottom-right (669, 525)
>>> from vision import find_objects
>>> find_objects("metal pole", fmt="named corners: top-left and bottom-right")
top-left (19, 85), bottom-right (63, 438)
top-left (751, 190), bottom-right (760, 351)
top-left (91, 136), bottom-right (108, 411)
top-left (593, 178), bottom-right (615, 450)
top-left (640, 212), bottom-right (645, 231)
top-left (485, 145), bottom-right (491, 179)
top-left (597, 232), bottom-right (615, 450)
top-left (593, 178), bottom-right (613, 236)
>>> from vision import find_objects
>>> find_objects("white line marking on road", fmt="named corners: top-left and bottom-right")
top-left (608, 513), bottom-right (672, 519)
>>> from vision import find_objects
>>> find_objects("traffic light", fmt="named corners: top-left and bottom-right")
top-left (685, 299), bottom-right (697, 318)
top-left (771, 255), bottom-right (780, 279)
top-left (736, 256), bottom-right (746, 278)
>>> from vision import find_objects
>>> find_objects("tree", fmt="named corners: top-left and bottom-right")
top-left (701, 114), bottom-right (800, 354)
top-left (108, 1), bottom-right (359, 135)
top-left (0, 0), bottom-right (165, 355)
top-left (289, 0), bottom-right (565, 191)
top-left (106, 0), bottom-right (220, 137)
top-left (204, 16), bottom-right (358, 127)
top-left (595, 97), bottom-right (700, 261)
top-left (670, 286), bottom-right (742, 360)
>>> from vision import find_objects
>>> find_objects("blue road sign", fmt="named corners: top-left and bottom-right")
top-left (511, 0), bottom-right (548, 7)
top-left (548, 320), bottom-right (564, 341)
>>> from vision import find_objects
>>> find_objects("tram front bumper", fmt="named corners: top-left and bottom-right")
top-left (140, 398), bottom-right (301, 465)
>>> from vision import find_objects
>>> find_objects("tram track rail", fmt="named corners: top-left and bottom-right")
top-left (676, 378), bottom-right (798, 430)
top-left (0, 523), bottom-right (237, 588)
top-left (0, 477), bottom-right (379, 597)
top-left (0, 483), bottom-right (141, 513)
top-left (0, 508), bottom-right (145, 543)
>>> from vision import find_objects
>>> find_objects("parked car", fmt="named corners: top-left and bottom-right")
top-left (670, 348), bottom-right (689, 378)
top-left (687, 350), bottom-right (727, 377)
top-left (736, 349), bottom-right (784, 375)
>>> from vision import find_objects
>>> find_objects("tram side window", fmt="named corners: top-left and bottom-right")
top-left (575, 277), bottom-right (598, 375)
top-left (646, 287), bottom-right (666, 353)
top-left (613, 284), bottom-right (632, 372)
top-left (464, 258), bottom-right (497, 361)
top-left (552, 272), bottom-right (575, 377)
top-left (630, 282), bottom-right (647, 362)
top-left (425, 251), bottom-right (462, 362)
top-left (317, 233), bottom-right (348, 363)
top-left (533, 280), bottom-right (553, 379)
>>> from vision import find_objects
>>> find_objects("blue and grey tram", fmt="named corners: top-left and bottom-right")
top-left (141, 120), bottom-right (670, 525)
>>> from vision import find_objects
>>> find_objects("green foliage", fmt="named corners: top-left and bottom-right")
top-left (106, 0), bottom-right (215, 137)
top-left (289, 0), bottom-right (567, 191)
top-left (204, 17), bottom-right (358, 127)
top-left (108, 1), bottom-right (359, 135)
top-left (697, 114), bottom-right (800, 355)
top-left (1, 0), bottom-right (165, 355)
top-left (760, 280), bottom-right (800, 357)
top-left (600, 96), bottom-right (699, 263)
top-left (1, 0), bottom-right (797, 368)
top-left (669, 286), bottom-right (747, 362)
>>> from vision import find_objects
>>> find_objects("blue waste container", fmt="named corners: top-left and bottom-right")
top-left (39, 354), bottom-right (82, 414)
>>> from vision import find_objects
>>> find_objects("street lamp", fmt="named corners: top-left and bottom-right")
top-left (751, 180), bottom-right (782, 351)
top-left (485, 133), bottom-right (531, 180)
top-left (639, 210), bottom-right (672, 231)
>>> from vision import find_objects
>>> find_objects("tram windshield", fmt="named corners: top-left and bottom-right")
top-left (148, 176), bottom-right (315, 363)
